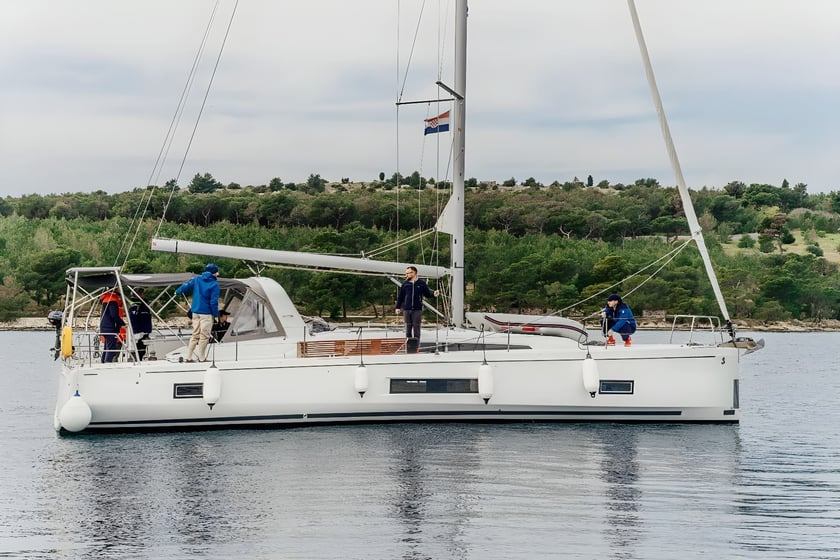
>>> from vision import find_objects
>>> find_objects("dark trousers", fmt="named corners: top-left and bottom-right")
top-left (403, 309), bottom-right (423, 340)
top-left (604, 319), bottom-right (634, 341)
top-left (102, 333), bottom-right (121, 363)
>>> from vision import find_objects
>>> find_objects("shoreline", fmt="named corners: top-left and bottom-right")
top-left (2, 317), bottom-right (838, 333)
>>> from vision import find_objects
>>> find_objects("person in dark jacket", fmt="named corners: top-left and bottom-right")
top-left (128, 288), bottom-right (153, 360)
top-left (396, 265), bottom-right (439, 351)
top-left (175, 263), bottom-right (221, 361)
top-left (99, 291), bottom-right (125, 362)
top-left (211, 309), bottom-right (230, 343)
top-left (601, 293), bottom-right (637, 346)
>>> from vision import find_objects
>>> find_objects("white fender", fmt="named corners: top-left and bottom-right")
top-left (354, 365), bottom-right (369, 397)
top-left (478, 363), bottom-right (494, 404)
top-left (581, 356), bottom-right (599, 398)
top-left (203, 366), bottom-right (222, 408)
top-left (59, 390), bottom-right (92, 432)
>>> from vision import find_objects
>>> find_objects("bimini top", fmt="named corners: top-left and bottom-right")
top-left (64, 267), bottom-right (307, 340)
top-left (65, 267), bottom-right (248, 291)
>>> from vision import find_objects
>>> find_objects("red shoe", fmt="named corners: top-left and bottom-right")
top-left (624, 337), bottom-right (632, 347)
top-left (606, 336), bottom-right (616, 346)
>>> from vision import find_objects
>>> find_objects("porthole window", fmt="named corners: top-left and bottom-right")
top-left (599, 380), bottom-right (634, 394)
top-left (390, 379), bottom-right (478, 394)
top-left (174, 383), bottom-right (203, 399)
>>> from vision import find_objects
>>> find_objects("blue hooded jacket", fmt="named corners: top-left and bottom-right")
top-left (175, 271), bottom-right (220, 317)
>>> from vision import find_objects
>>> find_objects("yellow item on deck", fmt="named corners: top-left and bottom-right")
top-left (60, 326), bottom-right (73, 358)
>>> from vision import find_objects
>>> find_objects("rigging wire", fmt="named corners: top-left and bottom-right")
top-left (115, 0), bottom-right (222, 266)
top-left (395, 0), bottom-right (428, 266)
top-left (395, 0), bottom-right (401, 265)
top-left (391, 0), bottom-right (455, 324)
top-left (557, 237), bottom-right (695, 320)
top-left (155, 0), bottom-right (240, 236)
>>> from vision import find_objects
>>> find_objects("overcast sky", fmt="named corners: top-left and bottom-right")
top-left (1, 0), bottom-right (838, 198)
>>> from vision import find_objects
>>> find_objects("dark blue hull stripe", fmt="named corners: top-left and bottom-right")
top-left (88, 408), bottom-right (697, 428)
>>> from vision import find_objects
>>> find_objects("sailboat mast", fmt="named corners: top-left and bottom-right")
top-left (450, 0), bottom-right (467, 327)
top-left (626, 0), bottom-right (732, 328)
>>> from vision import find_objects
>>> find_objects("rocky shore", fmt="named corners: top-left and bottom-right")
top-left (0, 318), bottom-right (56, 331)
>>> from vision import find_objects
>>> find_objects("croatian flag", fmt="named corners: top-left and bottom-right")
top-left (424, 111), bottom-right (450, 135)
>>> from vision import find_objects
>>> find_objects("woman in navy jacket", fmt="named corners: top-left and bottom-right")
top-left (602, 293), bottom-right (637, 346)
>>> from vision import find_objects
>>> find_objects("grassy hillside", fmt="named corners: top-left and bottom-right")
top-left (722, 230), bottom-right (840, 263)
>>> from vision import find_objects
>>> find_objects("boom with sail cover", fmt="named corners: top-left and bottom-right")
top-left (151, 237), bottom-right (447, 279)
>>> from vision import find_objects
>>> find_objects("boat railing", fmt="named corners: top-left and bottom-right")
top-left (668, 314), bottom-right (725, 346)
top-left (64, 327), bottom-right (187, 365)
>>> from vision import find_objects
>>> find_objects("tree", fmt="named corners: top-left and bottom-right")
top-left (0, 277), bottom-right (30, 320)
top-left (408, 171), bottom-right (422, 189)
top-left (16, 194), bottom-right (54, 219)
top-left (0, 198), bottom-right (13, 217)
top-left (761, 212), bottom-right (790, 252)
top-left (17, 248), bottom-right (82, 306)
top-left (590, 255), bottom-right (631, 284)
top-left (587, 175), bottom-right (594, 187)
top-left (304, 174), bottom-right (327, 193)
top-left (188, 173), bottom-right (221, 193)
top-left (737, 235), bottom-right (756, 249)
top-left (723, 181), bottom-right (746, 199)
top-left (258, 193), bottom-right (296, 227)
top-left (757, 234), bottom-right (775, 253)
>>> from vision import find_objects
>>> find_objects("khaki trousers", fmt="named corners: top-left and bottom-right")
top-left (187, 313), bottom-right (214, 361)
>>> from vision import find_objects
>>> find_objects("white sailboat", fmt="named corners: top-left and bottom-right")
top-left (51, 0), bottom-right (760, 434)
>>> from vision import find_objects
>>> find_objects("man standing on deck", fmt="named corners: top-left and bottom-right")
top-left (396, 265), bottom-right (439, 352)
top-left (176, 263), bottom-right (221, 361)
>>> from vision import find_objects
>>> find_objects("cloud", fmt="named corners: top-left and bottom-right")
top-left (1, 0), bottom-right (839, 196)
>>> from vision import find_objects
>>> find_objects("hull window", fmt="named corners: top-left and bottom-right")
top-left (390, 378), bottom-right (478, 394)
top-left (599, 380), bottom-right (634, 395)
top-left (174, 383), bottom-right (203, 399)
top-left (733, 379), bottom-right (740, 409)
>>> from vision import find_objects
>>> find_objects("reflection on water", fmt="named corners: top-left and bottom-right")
top-left (598, 427), bottom-right (641, 559)
top-left (389, 426), bottom-right (478, 560)
top-left (2, 331), bottom-right (840, 559)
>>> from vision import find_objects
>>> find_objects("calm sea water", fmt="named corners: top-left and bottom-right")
top-left (1, 330), bottom-right (838, 559)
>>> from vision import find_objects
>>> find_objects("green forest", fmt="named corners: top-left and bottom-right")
top-left (2, 172), bottom-right (840, 325)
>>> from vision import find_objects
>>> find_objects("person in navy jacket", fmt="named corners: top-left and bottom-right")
top-left (396, 265), bottom-right (439, 349)
top-left (99, 291), bottom-right (125, 362)
top-left (601, 293), bottom-right (637, 346)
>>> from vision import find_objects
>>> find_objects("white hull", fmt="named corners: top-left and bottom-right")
top-left (54, 327), bottom-right (740, 433)
top-left (50, 1), bottom-right (756, 434)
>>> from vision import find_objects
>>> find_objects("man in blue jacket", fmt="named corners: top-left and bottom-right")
top-left (602, 293), bottom-right (637, 346)
top-left (396, 265), bottom-right (439, 352)
top-left (175, 263), bottom-right (221, 361)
